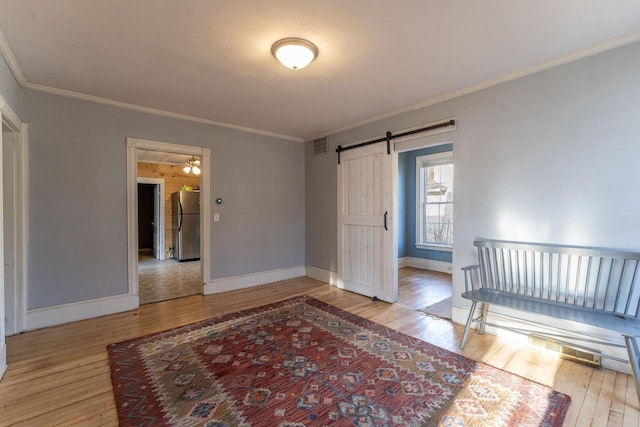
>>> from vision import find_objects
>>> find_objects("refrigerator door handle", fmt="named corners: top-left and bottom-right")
top-left (177, 198), bottom-right (183, 231)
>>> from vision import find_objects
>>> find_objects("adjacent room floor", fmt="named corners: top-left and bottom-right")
top-left (138, 249), bottom-right (202, 304)
top-left (399, 266), bottom-right (452, 309)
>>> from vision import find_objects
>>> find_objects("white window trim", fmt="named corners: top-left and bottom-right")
top-left (415, 151), bottom-right (453, 250)
top-left (415, 243), bottom-right (453, 252)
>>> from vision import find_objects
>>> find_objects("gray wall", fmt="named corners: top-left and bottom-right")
top-left (305, 41), bottom-right (640, 317)
top-left (21, 89), bottom-right (305, 309)
top-left (304, 145), bottom-right (337, 272)
top-left (0, 55), bottom-right (20, 113)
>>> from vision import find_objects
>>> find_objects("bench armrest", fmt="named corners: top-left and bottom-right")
top-left (461, 264), bottom-right (481, 292)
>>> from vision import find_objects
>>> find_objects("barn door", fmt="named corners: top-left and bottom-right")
top-left (337, 141), bottom-right (397, 302)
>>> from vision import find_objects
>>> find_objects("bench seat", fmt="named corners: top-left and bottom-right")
top-left (462, 289), bottom-right (640, 337)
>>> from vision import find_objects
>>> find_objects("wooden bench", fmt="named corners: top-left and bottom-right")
top-left (460, 239), bottom-right (640, 397)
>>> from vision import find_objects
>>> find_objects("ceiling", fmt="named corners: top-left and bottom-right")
top-left (0, 1), bottom-right (639, 142)
top-left (137, 150), bottom-right (196, 166)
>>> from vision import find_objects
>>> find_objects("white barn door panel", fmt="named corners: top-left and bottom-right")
top-left (337, 141), bottom-right (397, 303)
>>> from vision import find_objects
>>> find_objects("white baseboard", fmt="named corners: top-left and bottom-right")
top-left (305, 265), bottom-right (338, 285)
top-left (204, 265), bottom-right (306, 294)
top-left (25, 294), bottom-right (139, 331)
top-left (0, 344), bottom-right (6, 380)
top-left (401, 257), bottom-right (452, 274)
top-left (452, 305), bottom-right (470, 326)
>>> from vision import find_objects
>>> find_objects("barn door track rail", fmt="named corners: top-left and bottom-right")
top-left (335, 119), bottom-right (456, 164)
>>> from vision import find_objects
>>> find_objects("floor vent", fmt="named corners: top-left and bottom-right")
top-left (313, 138), bottom-right (328, 156)
top-left (528, 333), bottom-right (601, 367)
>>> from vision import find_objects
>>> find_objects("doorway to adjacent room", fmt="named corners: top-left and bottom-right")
top-left (136, 151), bottom-right (202, 304)
top-left (126, 138), bottom-right (211, 306)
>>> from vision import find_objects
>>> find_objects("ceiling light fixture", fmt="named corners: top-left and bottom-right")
top-left (271, 38), bottom-right (318, 70)
top-left (183, 156), bottom-right (201, 175)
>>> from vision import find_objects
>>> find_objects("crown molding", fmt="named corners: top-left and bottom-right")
top-left (23, 82), bottom-right (304, 142)
top-left (2, 23), bottom-right (638, 144)
top-left (0, 28), bottom-right (26, 86)
top-left (0, 30), bottom-right (303, 142)
top-left (313, 32), bottom-right (640, 141)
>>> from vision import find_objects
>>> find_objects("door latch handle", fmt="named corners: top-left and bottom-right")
top-left (384, 211), bottom-right (388, 231)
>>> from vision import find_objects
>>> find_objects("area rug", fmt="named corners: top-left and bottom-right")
top-left (108, 296), bottom-right (570, 426)
top-left (418, 297), bottom-right (452, 320)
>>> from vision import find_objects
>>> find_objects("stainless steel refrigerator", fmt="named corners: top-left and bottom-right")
top-left (172, 191), bottom-right (200, 261)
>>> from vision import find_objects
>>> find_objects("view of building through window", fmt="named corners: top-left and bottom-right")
top-left (417, 154), bottom-right (453, 246)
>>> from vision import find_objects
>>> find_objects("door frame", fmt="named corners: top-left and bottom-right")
top-left (0, 94), bottom-right (26, 378)
top-left (136, 177), bottom-right (165, 260)
top-left (126, 138), bottom-right (211, 297)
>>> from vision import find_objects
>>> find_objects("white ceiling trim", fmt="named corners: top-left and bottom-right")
top-left (23, 82), bottom-right (304, 142)
top-left (312, 31), bottom-right (640, 141)
top-left (2, 25), bottom-right (639, 145)
top-left (0, 28), bottom-right (25, 86)
top-left (0, 31), bottom-right (303, 143)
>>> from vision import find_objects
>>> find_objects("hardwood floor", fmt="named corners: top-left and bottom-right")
top-left (1, 267), bottom-right (638, 426)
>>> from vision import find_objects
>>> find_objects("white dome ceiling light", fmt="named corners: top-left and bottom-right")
top-left (271, 38), bottom-right (318, 70)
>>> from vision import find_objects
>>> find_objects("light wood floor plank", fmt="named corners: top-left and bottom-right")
top-left (574, 367), bottom-right (605, 426)
top-left (0, 267), bottom-right (636, 426)
top-left (593, 370), bottom-right (617, 425)
top-left (623, 377), bottom-right (640, 427)
top-left (609, 372), bottom-right (629, 426)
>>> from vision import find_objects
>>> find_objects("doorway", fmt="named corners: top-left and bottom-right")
top-left (138, 183), bottom-right (156, 257)
top-left (0, 102), bottom-right (26, 378)
top-left (2, 116), bottom-right (24, 338)
top-left (137, 177), bottom-right (164, 260)
top-left (396, 140), bottom-right (454, 315)
top-left (126, 138), bottom-right (212, 306)
top-left (135, 150), bottom-right (202, 304)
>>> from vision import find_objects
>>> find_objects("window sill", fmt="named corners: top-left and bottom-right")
top-left (415, 243), bottom-right (453, 252)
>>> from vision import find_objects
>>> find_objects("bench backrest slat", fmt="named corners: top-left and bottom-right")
top-left (474, 239), bottom-right (640, 320)
top-left (627, 261), bottom-right (640, 316)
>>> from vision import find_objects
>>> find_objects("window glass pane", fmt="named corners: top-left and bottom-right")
top-left (425, 203), bottom-right (439, 218)
top-left (416, 157), bottom-right (453, 246)
top-left (426, 193), bottom-right (441, 203)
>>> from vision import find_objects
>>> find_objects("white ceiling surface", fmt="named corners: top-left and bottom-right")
top-left (0, 1), bottom-right (639, 142)
top-left (137, 150), bottom-right (196, 166)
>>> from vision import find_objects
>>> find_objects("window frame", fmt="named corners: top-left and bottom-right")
top-left (415, 151), bottom-right (453, 251)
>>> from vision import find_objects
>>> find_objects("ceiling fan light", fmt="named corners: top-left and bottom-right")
top-left (183, 165), bottom-right (191, 174)
top-left (192, 166), bottom-right (201, 175)
top-left (271, 38), bottom-right (318, 70)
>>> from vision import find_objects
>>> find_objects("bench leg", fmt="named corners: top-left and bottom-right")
top-left (460, 301), bottom-right (477, 349)
top-left (478, 303), bottom-right (488, 335)
top-left (624, 335), bottom-right (640, 400)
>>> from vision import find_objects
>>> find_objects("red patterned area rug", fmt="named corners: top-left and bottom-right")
top-left (108, 296), bottom-right (570, 426)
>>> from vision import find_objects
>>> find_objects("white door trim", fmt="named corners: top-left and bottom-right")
top-left (0, 95), bottom-right (26, 379)
top-left (137, 177), bottom-right (165, 260)
top-left (126, 138), bottom-right (211, 297)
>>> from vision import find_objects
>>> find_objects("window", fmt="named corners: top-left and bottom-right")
top-left (416, 152), bottom-right (453, 249)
